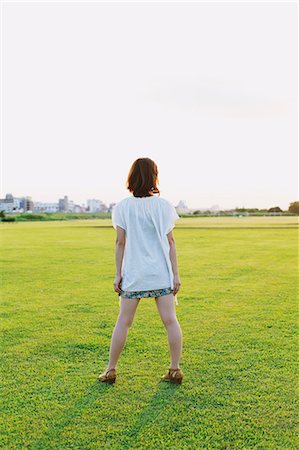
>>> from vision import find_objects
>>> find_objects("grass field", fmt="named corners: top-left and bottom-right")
top-left (1, 217), bottom-right (298, 449)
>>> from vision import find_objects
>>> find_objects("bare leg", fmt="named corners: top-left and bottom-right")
top-left (155, 293), bottom-right (182, 369)
top-left (107, 296), bottom-right (140, 370)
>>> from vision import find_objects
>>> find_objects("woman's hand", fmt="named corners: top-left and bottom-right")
top-left (114, 274), bottom-right (122, 294)
top-left (173, 274), bottom-right (181, 295)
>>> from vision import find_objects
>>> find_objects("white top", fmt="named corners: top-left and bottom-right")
top-left (111, 194), bottom-right (180, 293)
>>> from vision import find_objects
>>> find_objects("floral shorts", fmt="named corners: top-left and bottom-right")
top-left (119, 286), bottom-right (174, 298)
top-left (118, 287), bottom-right (179, 305)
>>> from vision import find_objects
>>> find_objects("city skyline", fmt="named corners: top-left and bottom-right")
top-left (0, 191), bottom-right (295, 213)
top-left (2, 187), bottom-right (297, 211)
top-left (2, 2), bottom-right (297, 211)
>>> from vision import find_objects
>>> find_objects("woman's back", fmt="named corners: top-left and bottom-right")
top-left (112, 195), bottom-right (180, 291)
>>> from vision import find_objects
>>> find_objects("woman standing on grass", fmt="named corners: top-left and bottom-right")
top-left (98, 157), bottom-right (183, 384)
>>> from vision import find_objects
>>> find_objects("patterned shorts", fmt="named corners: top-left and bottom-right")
top-left (119, 286), bottom-right (174, 298)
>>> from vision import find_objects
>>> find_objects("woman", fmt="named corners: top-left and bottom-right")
top-left (98, 157), bottom-right (183, 384)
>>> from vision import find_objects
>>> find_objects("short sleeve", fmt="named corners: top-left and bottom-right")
top-left (162, 200), bottom-right (180, 234)
top-left (112, 202), bottom-right (126, 231)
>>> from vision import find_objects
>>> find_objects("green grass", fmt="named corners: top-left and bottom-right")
top-left (1, 217), bottom-right (298, 449)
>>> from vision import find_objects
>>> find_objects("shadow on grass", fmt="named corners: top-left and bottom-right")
top-left (117, 380), bottom-right (180, 448)
top-left (31, 380), bottom-right (114, 448)
top-left (31, 378), bottom-right (180, 449)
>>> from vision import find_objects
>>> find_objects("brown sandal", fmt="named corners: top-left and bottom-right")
top-left (161, 367), bottom-right (183, 384)
top-left (98, 368), bottom-right (116, 384)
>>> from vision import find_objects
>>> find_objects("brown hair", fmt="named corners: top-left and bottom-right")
top-left (126, 158), bottom-right (160, 197)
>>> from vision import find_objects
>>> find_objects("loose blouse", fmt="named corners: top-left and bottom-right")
top-left (112, 195), bottom-right (180, 296)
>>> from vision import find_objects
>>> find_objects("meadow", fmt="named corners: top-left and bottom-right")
top-left (1, 216), bottom-right (298, 449)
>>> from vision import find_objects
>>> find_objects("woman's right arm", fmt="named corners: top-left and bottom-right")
top-left (167, 230), bottom-right (181, 295)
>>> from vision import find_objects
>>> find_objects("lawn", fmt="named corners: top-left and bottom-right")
top-left (1, 217), bottom-right (298, 449)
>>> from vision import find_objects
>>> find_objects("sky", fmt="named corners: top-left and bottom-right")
top-left (1, 1), bottom-right (298, 210)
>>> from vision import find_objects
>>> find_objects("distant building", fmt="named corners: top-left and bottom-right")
top-left (87, 199), bottom-right (108, 212)
top-left (0, 193), bottom-right (26, 212)
top-left (0, 193), bottom-right (14, 212)
top-left (87, 199), bottom-right (101, 213)
top-left (68, 200), bottom-right (75, 213)
top-left (58, 196), bottom-right (69, 212)
top-left (14, 197), bottom-right (25, 211)
top-left (34, 202), bottom-right (59, 213)
top-left (176, 200), bottom-right (190, 214)
top-left (24, 196), bottom-right (34, 212)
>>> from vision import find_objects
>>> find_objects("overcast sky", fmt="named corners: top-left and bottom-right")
top-left (1, 1), bottom-right (297, 209)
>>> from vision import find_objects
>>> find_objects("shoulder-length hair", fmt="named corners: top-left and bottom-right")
top-left (126, 158), bottom-right (160, 197)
